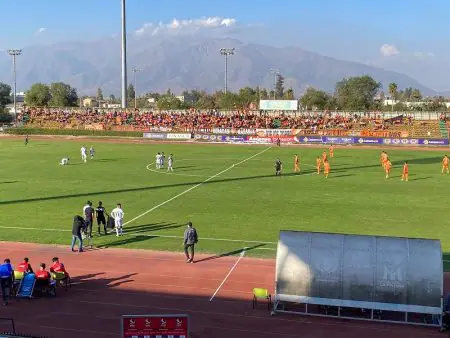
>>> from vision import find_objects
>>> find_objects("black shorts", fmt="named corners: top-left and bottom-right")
top-left (97, 217), bottom-right (106, 225)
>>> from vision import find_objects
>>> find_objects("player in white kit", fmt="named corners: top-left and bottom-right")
top-left (110, 203), bottom-right (124, 237)
top-left (59, 157), bottom-right (70, 166)
top-left (167, 154), bottom-right (174, 172)
top-left (81, 145), bottom-right (87, 163)
top-left (156, 153), bottom-right (161, 169)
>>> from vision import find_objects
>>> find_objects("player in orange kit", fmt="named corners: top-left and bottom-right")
top-left (385, 158), bottom-right (392, 179)
top-left (401, 161), bottom-right (409, 182)
top-left (442, 155), bottom-right (449, 174)
top-left (323, 159), bottom-right (330, 178)
top-left (381, 151), bottom-right (388, 169)
top-left (322, 151), bottom-right (327, 162)
top-left (329, 144), bottom-right (334, 158)
top-left (316, 157), bottom-right (322, 175)
top-left (294, 154), bottom-right (300, 173)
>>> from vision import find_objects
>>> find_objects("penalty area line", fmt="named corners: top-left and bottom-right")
top-left (124, 146), bottom-right (272, 227)
top-left (210, 248), bottom-right (246, 302)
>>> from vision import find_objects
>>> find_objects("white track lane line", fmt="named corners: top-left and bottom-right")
top-left (210, 249), bottom-right (246, 302)
top-left (124, 146), bottom-right (272, 226)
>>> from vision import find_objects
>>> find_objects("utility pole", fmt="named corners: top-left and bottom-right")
top-left (132, 67), bottom-right (142, 109)
top-left (269, 68), bottom-right (279, 100)
top-left (121, 0), bottom-right (128, 109)
top-left (7, 49), bottom-right (22, 123)
top-left (219, 48), bottom-right (235, 94)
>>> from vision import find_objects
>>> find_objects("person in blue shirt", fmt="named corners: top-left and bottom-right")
top-left (0, 258), bottom-right (14, 306)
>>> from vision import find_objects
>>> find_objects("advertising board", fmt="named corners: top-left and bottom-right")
top-left (259, 100), bottom-right (298, 111)
top-left (121, 314), bottom-right (189, 338)
top-left (143, 132), bottom-right (167, 139)
top-left (166, 133), bottom-right (192, 140)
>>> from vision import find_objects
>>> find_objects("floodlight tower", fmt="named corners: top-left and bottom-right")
top-left (7, 49), bottom-right (22, 121)
top-left (269, 68), bottom-right (279, 100)
top-left (132, 67), bottom-right (142, 109)
top-left (121, 0), bottom-right (128, 109)
top-left (219, 48), bottom-right (235, 94)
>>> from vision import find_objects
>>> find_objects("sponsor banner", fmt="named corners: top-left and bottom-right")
top-left (259, 99), bottom-right (298, 111)
top-left (360, 130), bottom-right (408, 138)
top-left (419, 139), bottom-right (449, 145)
top-left (248, 136), bottom-right (295, 144)
top-left (323, 136), bottom-right (355, 144)
top-left (212, 128), bottom-right (256, 135)
top-left (295, 136), bottom-right (324, 143)
top-left (143, 132), bottom-right (167, 139)
top-left (166, 133), bottom-right (192, 140)
top-left (221, 135), bottom-right (248, 142)
top-left (84, 123), bottom-right (104, 131)
top-left (121, 314), bottom-right (189, 338)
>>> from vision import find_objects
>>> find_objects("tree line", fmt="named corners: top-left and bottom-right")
top-left (0, 74), bottom-right (449, 113)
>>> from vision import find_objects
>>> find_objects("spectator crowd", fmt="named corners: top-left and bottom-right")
top-left (17, 108), bottom-right (411, 132)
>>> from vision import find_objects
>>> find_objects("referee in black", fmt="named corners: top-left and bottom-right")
top-left (96, 201), bottom-right (108, 235)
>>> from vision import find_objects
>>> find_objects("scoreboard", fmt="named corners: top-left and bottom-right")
top-left (121, 314), bottom-right (189, 338)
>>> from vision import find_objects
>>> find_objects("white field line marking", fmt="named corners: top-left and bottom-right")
top-left (210, 249), bottom-right (246, 302)
top-left (125, 146), bottom-right (272, 226)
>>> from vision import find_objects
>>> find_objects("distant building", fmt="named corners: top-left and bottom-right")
top-left (383, 99), bottom-right (450, 108)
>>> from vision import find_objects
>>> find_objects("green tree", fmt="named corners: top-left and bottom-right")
top-left (335, 76), bottom-right (381, 110)
top-left (127, 84), bottom-right (135, 99)
top-left (411, 88), bottom-right (422, 102)
top-left (109, 94), bottom-right (117, 103)
top-left (0, 111), bottom-right (13, 123)
top-left (156, 96), bottom-right (185, 110)
top-left (24, 83), bottom-right (51, 106)
top-left (300, 88), bottom-right (333, 110)
top-left (275, 74), bottom-right (284, 99)
top-left (0, 83), bottom-right (12, 107)
top-left (97, 88), bottom-right (103, 100)
top-left (49, 82), bottom-right (78, 107)
top-left (259, 88), bottom-right (269, 100)
top-left (388, 82), bottom-right (398, 112)
top-left (284, 88), bottom-right (295, 100)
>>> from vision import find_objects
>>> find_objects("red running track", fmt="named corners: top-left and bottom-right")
top-left (0, 242), bottom-right (446, 338)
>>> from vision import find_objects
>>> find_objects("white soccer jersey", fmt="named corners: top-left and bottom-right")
top-left (111, 207), bottom-right (124, 220)
top-left (60, 157), bottom-right (69, 165)
top-left (81, 147), bottom-right (86, 155)
top-left (168, 157), bottom-right (173, 166)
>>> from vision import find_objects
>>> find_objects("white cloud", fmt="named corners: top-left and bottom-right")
top-left (135, 17), bottom-right (237, 36)
top-left (413, 51), bottom-right (435, 59)
top-left (380, 44), bottom-right (400, 57)
top-left (35, 27), bottom-right (47, 35)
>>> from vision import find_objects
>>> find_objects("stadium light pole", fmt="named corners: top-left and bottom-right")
top-left (7, 49), bottom-right (22, 122)
top-left (132, 67), bottom-right (142, 109)
top-left (269, 68), bottom-right (279, 100)
top-left (219, 48), bottom-right (235, 94)
top-left (121, 0), bottom-right (128, 109)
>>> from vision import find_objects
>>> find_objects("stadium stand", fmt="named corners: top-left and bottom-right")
top-left (18, 109), bottom-right (437, 138)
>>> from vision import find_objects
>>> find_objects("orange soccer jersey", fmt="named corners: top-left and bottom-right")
top-left (316, 158), bottom-right (322, 174)
top-left (324, 161), bottom-right (330, 178)
top-left (442, 156), bottom-right (449, 174)
top-left (294, 155), bottom-right (300, 172)
top-left (402, 163), bottom-right (409, 181)
top-left (385, 160), bottom-right (392, 178)
top-left (329, 146), bottom-right (334, 158)
top-left (322, 151), bottom-right (327, 162)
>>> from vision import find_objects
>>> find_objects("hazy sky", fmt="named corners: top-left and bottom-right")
top-left (1, 0), bottom-right (449, 91)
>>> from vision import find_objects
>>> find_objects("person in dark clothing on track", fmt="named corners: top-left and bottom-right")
top-left (83, 201), bottom-right (95, 238)
top-left (183, 222), bottom-right (198, 263)
top-left (96, 201), bottom-right (108, 235)
top-left (0, 259), bottom-right (14, 306)
top-left (71, 215), bottom-right (84, 252)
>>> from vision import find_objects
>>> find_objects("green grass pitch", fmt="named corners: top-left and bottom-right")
top-left (1, 138), bottom-right (449, 265)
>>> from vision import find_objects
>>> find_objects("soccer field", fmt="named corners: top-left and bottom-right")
top-left (1, 137), bottom-right (449, 261)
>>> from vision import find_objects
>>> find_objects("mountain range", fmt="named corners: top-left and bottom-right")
top-left (0, 35), bottom-right (438, 97)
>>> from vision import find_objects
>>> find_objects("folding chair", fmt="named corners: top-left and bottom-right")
top-left (252, 288), bottom-right (272, 311)
top-left (12, 271), bottom-right (24, 296)
top-left (51, 272), bottom-right (71, 290)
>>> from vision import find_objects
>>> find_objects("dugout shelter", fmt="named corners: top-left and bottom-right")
top-left (273, 230), bottom-right (443, 326)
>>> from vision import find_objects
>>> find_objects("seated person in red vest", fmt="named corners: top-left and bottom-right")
top-left (50, 257), bottom-right (69, 278)
top-left (16, 257), bottom-right (33, 274)
top-left (35, 263), bottom-right (55, 295)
